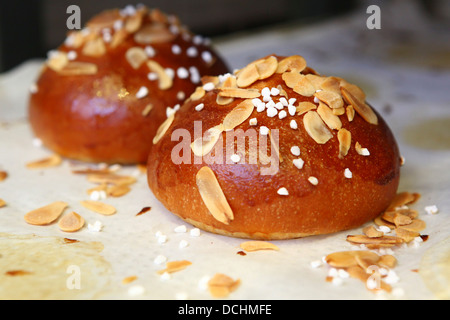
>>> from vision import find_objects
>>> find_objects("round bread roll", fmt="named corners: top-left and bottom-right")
top-left (147, 55), bottom-right (401, 240)
top-left (29, 5), bottom-right (229, 164)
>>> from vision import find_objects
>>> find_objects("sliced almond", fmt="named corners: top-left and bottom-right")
top-left (337, 128), bottom-right (351, 159)
top-left (134, 23), bottom-right (176, 44)
top-left (196, 166), bottom-right (234, 225)
top-left (378, 254), bottom-right (397, 269)
top-left (332, 107), bottom-right (345, 116)
top-left (189, 87), bottom-right (206, 101)
top-left (24, 201), bottom-right (68, 225)
top-left (346, 105), bottom-right (355, 122)
top-left (222, 99), bottom-right (254, 131)
top-left (87, 173), bottom-right (136, 186)
top-left (340, 80), bottom-right (366, 102)
top-left (110, 29), bottom-right (129, 48)
top-left (363, 225), bottom-right (383, 238)
top-left (125, 47), bottom-right (148, 69)
top-left (86, 9), bottom-right (121, 31)
top-left (296, 101), bottom-right (317, 115)
top-left (293, 75), bottom-right (316, 97)
top-left (47, 51), bottom-right (69, 71)
top-left (393, 212), bottom-right (413, 226)
top-left (282, 70), bottom-right (302, 88)
top-left (398, 219), bottom-right (426, 232)
top-left (0, 199), bottom-right (6, 208)
top-left (374, 215), bottom-right (396, 229)
top-left (317, 102), bottom-right (342, 130)
top-left (80, 200), bottom-right (116, 215)
top-left (216, 95), bottom-right (234, 105)
top-left (236, 63), bottom-right (259, 88)
top-left (124, 9), bottom-right (144, 33)
top-left (107, 184), bottom-right (131, 197)
top-left (147, 60), bottom-right (173, 90)
top-left (58, 211), bottom-right (85, 232)
top-left (346, 234), bottom-right (404, 246)
top-left (26, 154), bottom-right (62, 169)
top-left (387, 192), bottom-right (421, 211)
top-left (58, 61), bottom-right (98, 76)
top-left (255, 56), bottom-right (278, 80)
top-left (82, 37), bottom-right (106, 57)
top-left (276, 55), bottom-right (306, 73)
top-left (142, 103), bottom-right (153, 116)
top-left (220, 75), bottom-right (237, 89)
top-left (191, 124), bottom-right (224, 157)
top-left (218, 88), bottom-right (260, 99)
top-left (303, 111), bottom-right (333, 144)
top-left (240, 241), bottom-right (279, 252)
top-left (395, 227), bottom-right (420, 243)
top-left (341, 87), bottom-right (378, 125)
top-left (153, 113), bottom-right (175, 144)
top-left (0, 171), bottom-right (7, 182)
top-left (304, 74), bottom-right (324, 89)
top-left (208, 273), bottom-right (240, 298)
top-left (319, 77), bottom-right (341, 95)
top-left (157, 260), bottom-right (192, 275)
top-left (314, 90), bottom-right (344, 109)
top-left (325, 250), bottom-right (379, 268)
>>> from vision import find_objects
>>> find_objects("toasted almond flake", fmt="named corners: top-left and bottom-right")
top-left (47, 51), bottom-right (69, 71)
top-left (157, 260), bottom-right (192, 275)
top-left (325, 251), bottom-right (379, 268)
top-left (196, 166), bottom-right (234, 225)
top-left (218, 88), bottom-right (260, 99)
top-left (363, 225), bottom-right (384, 238)
top-left (346, 234), bottom-right (404, 246)
top-left (276, 55), bottom-right (306, 73)
top-left (134, 23), bottom-right (176, 44)
top-left (255, 56), bottom-right (278, 80)
top-left (191, 124), bottom-right (224, 156)
top-left (124, 9), bottom-right (144, 33)
top-left (107, 184), bottom-right (131, 197)
top-left (82, 37), bottom-right (106, 57)
top-left (303, 111), bottom-right (333, 144)
top-left (122, 275), bottom-right (138, 284)
top-left (304, 74), bottom-right (324, 89)
top-left (208, 273), bottom-right (240, 298)
top-left (337, 128), bottom-right (351, 159)
top-left (153, 113), bottom-right (175, 144)
top-left (378, 255), bottom-right (397, 269)
top-left (58, 211), bottom-right (85, 232)
top-left (80, 200), bottom-right (116, 216)
top-left (387, 192), bottom-right (421, 211)
top-left (395, 227), bottom-right (420, 243)
top-left (240, 241), bottom-right (279, 252)
top-left (24, 201), bottom-right (68, 225)
top-left (293, 75), bottom-right (316, 97)
top-left (110, 28), bottom-right (128, 48)
top-left (314, 90), bottom-right (344, 109)
top-left (296, 101), bottom-right (317, 115)
top-left (341, 87), bottom-right (378, 125)
top-left (26, 154), bottom-right (62, 169)
top-left (398, 219), bottom-right (426, 232)
top-left (345, 105), bottom-right (355, 122)
top-left (236, 63), bottom-right (259, 88)
top-left (221, 75), bottom-right (237, 88)
top-left (317, 102), bottom-right (342, 130)
top-left (142, 103), bottom-right (153, 116)
top-left (147, 60), bottom-right (173, 90)
top-left (340, 80), bottom-right (366, 102)
top-left (0, 199), bottom-right (6, 208)
top-left (87, 173), bottom-right (136, 185)
top-left (216, 95), bottom-right (234, 105)
top-left (125, 46), bottom-right (148, 69)
top-left (319, 77), bottom-right (341, 95)
top-left (393, 213), bottom-right (413, 226)
top-left (58, 62), bottom-right (98, 76)
top-left (0, 171), bottom-right (7, 182)
top-left (374, 215), bottom-right (396, 229)
top-left (189, 86), bottom-right (206, 101)
top-left (222, 99), bottom-right (254, 131)
top-left (282, 70), bottom-right (302, 88)
top-left (355, 142), bottom-right (370, 156)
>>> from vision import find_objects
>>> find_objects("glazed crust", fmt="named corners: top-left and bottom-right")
top-left (29, 7), bottom-right (229, 164)
top-left (147, 55), bottom-right (401, 240)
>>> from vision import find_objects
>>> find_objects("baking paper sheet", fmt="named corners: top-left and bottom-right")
top-left (0, 3), bottom-right (449, 300)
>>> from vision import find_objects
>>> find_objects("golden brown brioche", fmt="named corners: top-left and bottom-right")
top-left (29, 5), bottom-right (229, 164)
top-left (147, 55), bottom-right (401, 240)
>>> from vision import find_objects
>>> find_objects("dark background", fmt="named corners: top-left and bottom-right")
top-left (0, 0), bottom-right (448, 72)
